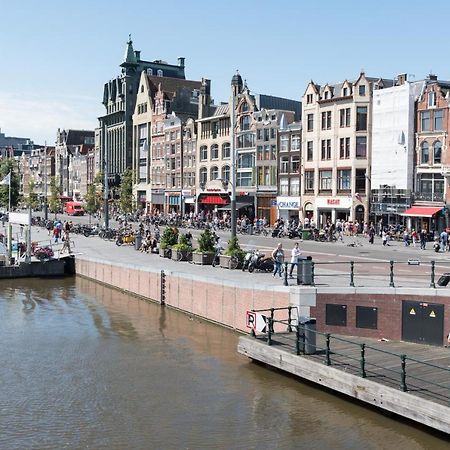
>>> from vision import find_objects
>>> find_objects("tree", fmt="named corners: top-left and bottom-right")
top-left (119, 169), bottom-right (134, 214)
top-left (0, 159), bottom-right (20, 209)
top-left (49, 177), bottom-right (61, 217)
top-left (84, 183), bottom-right (101, 221)
top-left (27, 180), bottom-right (39, 210)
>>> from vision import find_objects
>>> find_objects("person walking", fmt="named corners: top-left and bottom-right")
top-left (272, 243), bottom-right (285, 278)
top-left (289, 242), bottom-right (302, 278)
top-left (420, 229), bottom-right (427, 250)
top-left (368, 225), bottom-right (375, 244)
top-left (440, 229), bottom-right (448, 252)
top-left (411, 229), bottom-right (417, 248)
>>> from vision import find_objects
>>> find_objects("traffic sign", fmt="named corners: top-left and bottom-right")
top-left (246, 310), bottom-right (268, 332)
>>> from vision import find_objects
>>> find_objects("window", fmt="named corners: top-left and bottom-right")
top-left (210, 166), bottom-right (219, 180)
top-left (421, 111), bottom-right (430, 131)
top-left (256, 129), bottom-right (262, 140)
top-left (211, 144), bottom-right (219, 160)
top-left (270, 128), bottom-right (276, 139)
top-left (355, 136), bottom-right (367, 158)
top-left (237, 171), bottom-right (252, 187)
top-left (356, 107), bottom-right (367, 131)
top-left (321, 111), bottom-right (332, 130)
top-left (280, 156), bottom-right (289, 173)
top-left (264, 128), bottom-right (270, 141)
top-left (279, 178), bottom-right (289, 195)
top-left (433, 141), bottom-right (442, 164)
top-left (319, 170), bottom-right (332, 191)
top-left (291, 178), bottom-right (300, 196)
top-left (198, 145), bottom-right (208, 161)
top-left (307, 113), bottom-right (314, 131)
top-left (340, 108), bottom-right (351, 127)
top-left (291, 135), bottom-right (301, 151)
top-left (307, 141), bottom-right (313, 161)
top-left (238, 153), bottom-right (254, 168)
top-left (428, 91), bottom-right (436, 107)
top-left (199, 167), bottom-right (207, 184)
top-left (157, 69), bottom-right (163, 77)
top-left (355, 169), bottom-right (366, 193)
top-left (420, 142), bottom-right (429, 164)
top-left (343, 87), bottom-right (348, 96)
top-left (306, 94), bottom-right (313, 104)
top-left (291, 155), bottom-right (300, 173)
top-left (359, 85), bottom-right (366, 96)
top-left (222, 142), bottom-right (230, 159)
top-left (237, 133), bottom-right (255, 148)
top-left (434, 110), bottom-right (443, 130)
top-left (321, 139), bottom-right (331, 160)
top-left (280, 135), bottom-right (289, 151)
top-left (305, 171), bottom-right (314, 191)
top-left (147, 68), bottom-right (153, 75)
top-left (241, 116), bottom-right (251, 131)
top-left (417, 173), bottom-right (444, 200)
top-left (241, 102), bottom-right (249, 112)
top-left (222, 165), bottom-right (230, 182)
top-left (340, 137), bottom-right (350, 159)
top-left (337, 169), bottom-right (351, 191)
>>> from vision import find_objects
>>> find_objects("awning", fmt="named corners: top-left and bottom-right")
top-left (400, 206), bottom-right (443, 217)
top-left (218, 202), bottom-right (253, 211)
top-left (199, 195), bottom-right (228, 205)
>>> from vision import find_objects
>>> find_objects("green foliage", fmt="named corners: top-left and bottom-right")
top-left (195, 228), bottom-right (216, 254)
top-left (224, 237), bottom-right (245, 261)
top-left (84, 183), bottom-right (101, 216)
top-left (160, 227), bottom-right (178, 250)
top-left (48, 177), bottom-right (61, 215)
top-left (172, 233), bottom-right (192, 252)
top-left (0, 159), bottom-right (20, 209)
top-left (27, 180), bottom-right (39, 210)
top-left (119, 169), bottom-right (134, 214)
top-left (94, 170), bottom-right (104, 186)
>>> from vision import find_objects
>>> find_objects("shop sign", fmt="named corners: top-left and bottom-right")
top-left (276, 197), bottom-right (300, 210)
top-left (181, 189), bottom-right (191, 196)
top-left (316, 197), bottom-right (352, 208)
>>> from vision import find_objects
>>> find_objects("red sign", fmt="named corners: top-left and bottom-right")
top-left (206, 188), bottom-right (222, 192)
top-left (327, 199), bottom-right (340, 205)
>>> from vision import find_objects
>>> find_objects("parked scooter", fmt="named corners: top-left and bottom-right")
top-left (434, 239), bottom-right (441, 253)
top-left (242, 250), bottom-right (256, 271)
top-left (248, 250), bottom-right (274, 273)
top-left (211, 242), bottom-right (224, 267)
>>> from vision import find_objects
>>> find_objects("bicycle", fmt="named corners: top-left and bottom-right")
top-left (229, 255), bottom-right (240, 269)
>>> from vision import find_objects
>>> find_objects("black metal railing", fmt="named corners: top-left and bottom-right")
top-left (250, 307), bottom-right (450, 405)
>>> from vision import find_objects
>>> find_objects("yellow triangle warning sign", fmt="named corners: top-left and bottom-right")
top-left (429, 310), bottom-right (436, 318)
top-left (409, 308), bottom-right (416, 315)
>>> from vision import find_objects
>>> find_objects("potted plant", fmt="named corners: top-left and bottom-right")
top-left (192, 228), bottom-right (216, 265)
top-left (159, 227), bottom-right (178, 258)
top-left (220, 237), bottom-right (245, 269)
top-left (171, 233), bottom-right (192, 262)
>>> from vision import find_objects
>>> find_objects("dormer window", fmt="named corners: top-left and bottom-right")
top-left (157, 69), bottom-right (163, 77)
top-left (343, 87), bottom-right (348, 96)
top-left (359, 85), bottom-right (366, 96)
top-left (147, 68), bottom-right (153, 75)
top-left (428, 91), bottom-right (436, 107)
top-left (324, 91), bottom-right (329, 100)
top-left (241, 102), bottom-right (249, 112)
top-left (306, 94), bottom-right (313, 104)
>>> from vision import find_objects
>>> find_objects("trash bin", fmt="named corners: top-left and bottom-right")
top-left (437, 273), bottom-right (450, 286)
top-left (134, 234), bottom-right (143, 251)
top-left (248, 225), bottom-right (253, 235)
top-left (299, 318), bottom-right (316, 354)
top-left (302, 256), bottom-right (313, 285)
top-left (301, 229), bottom-right (310, 240)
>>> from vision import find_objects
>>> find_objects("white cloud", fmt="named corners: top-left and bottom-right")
top-left (0, 91), bottom-right (103, 145)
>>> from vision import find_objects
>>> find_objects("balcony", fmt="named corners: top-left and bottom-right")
top-left (412, 192), bottom-right (444, 203)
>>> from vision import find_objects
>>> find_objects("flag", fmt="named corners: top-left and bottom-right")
top-left (0, 173), bottom-right (10, 186)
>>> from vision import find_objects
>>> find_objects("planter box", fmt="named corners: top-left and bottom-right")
top-left (219, 254), bottom-right (241, 269)
top-left (159, 248), bottom-right (172, 258)
top-left (171, 249), bottom-right (192, 262)
top-left (191, 252), bottom-right (214, 265)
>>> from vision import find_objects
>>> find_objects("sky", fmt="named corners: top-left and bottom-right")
top-left (0, 0), bottom-right (449, 145)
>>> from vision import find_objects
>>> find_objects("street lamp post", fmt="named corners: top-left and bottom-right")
top-left (230, 83), bottom-right (237, 239)
top-left (103, 125), bottom-right (110, 229)
top-left (43, 142), bottom-right (48, 221)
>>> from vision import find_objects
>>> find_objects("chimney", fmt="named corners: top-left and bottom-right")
top-left (428, 73), bottom-right (438, 81)
top-left (397, 73), bottom-right (407, 85)
top-left (134, 50), bottom-right (141, 60)
top-left (178, 57), bottom-right (185, 68)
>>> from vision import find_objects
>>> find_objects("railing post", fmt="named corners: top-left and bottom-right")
top-left (325, 333), bottom-right (331, 366)
top-left (360, 343), bottom-right (366, 378)
top-left (311, 261), bottom-right (315, 286)
top-left (160, 270), bottom-right (166, 306)
top-left (251, 309), bottom-right (256, 337)
top-left (350, 261), bottom-right (355, 287)
top-left (267, 318), bottom-right (273, 346)
top-left (430, 260), bottom-right (436, 288)
top-left (283, 262), bottom-right (289, 286)
top-left (295, 325), bottom-right (301, 355)
top-left (287, 306), bottom-right (292, 332)
top-left (270, 308), bottom-right (275, 333)
top-left (400, 354), bottom-right (407, 392)
top-left (389, 260), bottom-right (395, 287)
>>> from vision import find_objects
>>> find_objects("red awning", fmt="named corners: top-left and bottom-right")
top-left (400, 206), bottom-right (443, 218)
top-left (199, 195), bottom-right (228, 205)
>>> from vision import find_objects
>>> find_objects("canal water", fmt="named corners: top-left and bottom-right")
top-left (0, 278), bottom-right (447, 450)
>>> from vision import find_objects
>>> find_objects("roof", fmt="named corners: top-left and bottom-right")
top-left (62, 130), bottom-right (95, 146)
top-left (146, 75), bottom-right (201, 100)
top-left (213, 104), bottom-right (229, 116)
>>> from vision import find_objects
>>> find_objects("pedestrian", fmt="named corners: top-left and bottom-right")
top-left (289, 242), bottom-right (302, 278)
top-left (411, 229), bottom-right (417, 248)
top-left (368, 226), bottom-right (375, 244)
top-left (420, 229), bottom-right (427, 250)
top-left (403, 229), bottom-right (410, 247)
top-left (440, 229), bottom-right (448, 252)
top-left (382, 230), bottom-right (388, 246)
top-left (272, 243), bottom-right (285, 278)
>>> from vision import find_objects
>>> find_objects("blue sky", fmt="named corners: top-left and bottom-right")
top-left (0, 0), bottom-right (448, 144)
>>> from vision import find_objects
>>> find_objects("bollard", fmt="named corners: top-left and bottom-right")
top-left (360, 343), bottom-right (366, 378)
top-left (400, 354), bottom-right (407, 392)
top-left (283, 262), bottom-right (289, 286)
top-left (160, 270), bottom-right (166, 306)
top-left (389, 260), bottom-right (395, 287)
top-left (325, 333), bottom-right (331, 366)
top-left (287, 306), bottom-right (292, 332)
top-left (311, 261), bottom-right (315, 286)
top-left (295, 325), bottom-right (301, 355)
top-left (270, 308), bottom-right (275, 333)
top-left (267, 318), bottom-right (273, 346)
top-left (350, 261), bottom-right (355, 287)
top-left (430, 260), bottom-right (436, 288)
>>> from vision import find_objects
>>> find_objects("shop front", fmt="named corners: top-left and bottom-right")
top-left (257, 194), bottom-right (277, 224)
top-left (182, 189), bottom-right (195, 214)
top-left (150, 191), bottom-right (164, 215)
top-left (400, 206), bottom-right (445, 234)
top-left (315, 197), bottom-right (353, 228)
top-left (276, 196), bottom-right (300, 223)
top-left (165, 192), bottom-right (181, 214)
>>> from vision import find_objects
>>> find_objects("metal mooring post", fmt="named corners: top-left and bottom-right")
top-left (267, 318), bottom-right (273, 346)
top-left (283, 262), bottom-right (288, 286)
top-left (295, 325), bottom-right (301, 355)
top-left (430, 260), bottom-right (436, 288)
top-left (270, 308), bottom-right (275, 333)
top-left (325, 333), bottom-right (331, 366)
top-left (400, 354), bottom-right (407, 392)
top-left (389, 260), bottom-right (395, 287)
top-left (311, 261), bottom-right (315, 286)
top-left (350, 261), bottom-right (355, 287)
top-left (160, 270), bottom-right (166, 306)
top-left (287, 306), bottom-right (292, 332)
top-left (360, 343), bottom-right (366, 378)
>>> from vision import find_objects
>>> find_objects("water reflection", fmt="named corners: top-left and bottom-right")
top-left (0, 277), bottom-right (447, 449)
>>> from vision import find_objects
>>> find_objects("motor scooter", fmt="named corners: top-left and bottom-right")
top-left (434, 240), bottom-right (441, 253)
top-left (248, 250), bottom-right (274, 273)
top-left (242, 250), bottom-right (255, 271)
